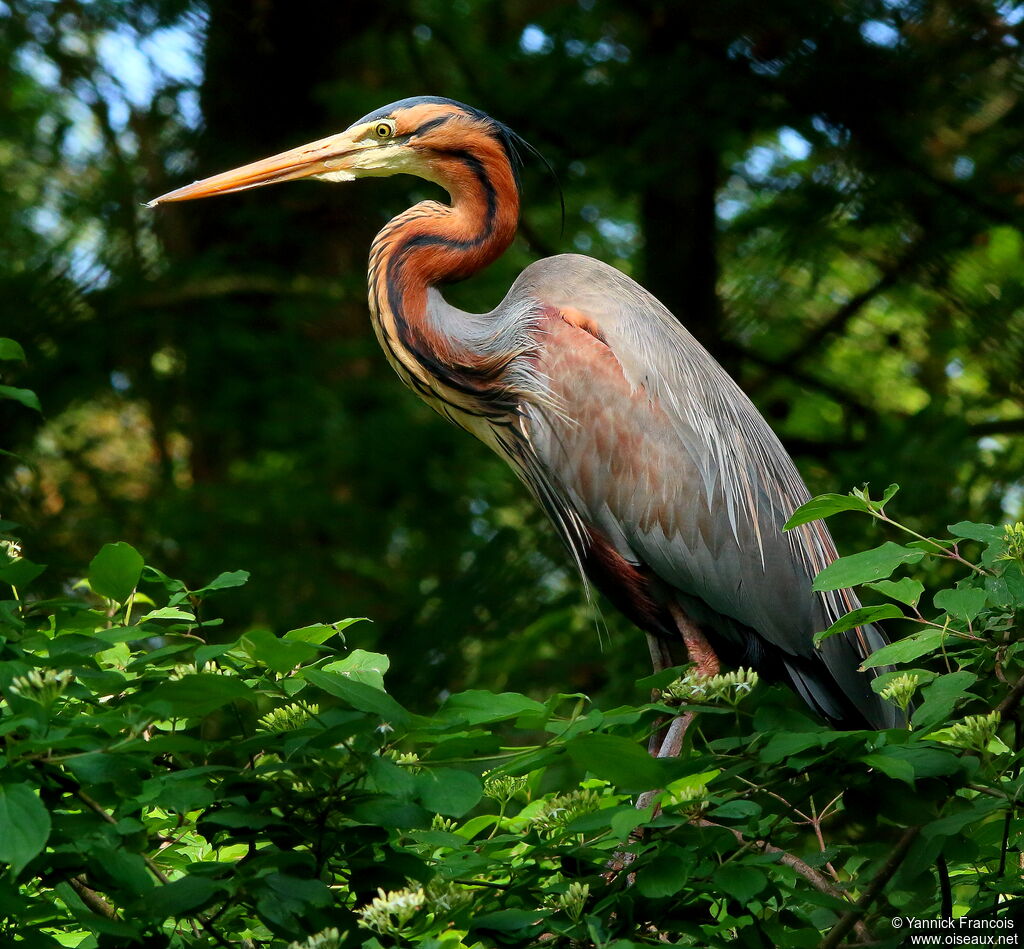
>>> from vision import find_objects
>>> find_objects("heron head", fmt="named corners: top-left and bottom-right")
top-left (146, 97), bottom-right (526, 207)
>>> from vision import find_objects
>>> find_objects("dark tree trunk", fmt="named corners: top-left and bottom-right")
top-left (166, 0), bottom-right (408, 483)
top-left (633, 3), bottom-right (726, 366)
top-left (641, 141), bottom-right (721, 357)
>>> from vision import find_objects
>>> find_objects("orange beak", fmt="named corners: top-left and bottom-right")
top-left (146, 129), bottom-right (365, 207)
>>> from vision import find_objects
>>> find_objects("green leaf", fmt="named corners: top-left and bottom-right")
top-left (472, 910), bottom-right (545, 933)
top-left (0, 783), bottom-right (51, 875)
top-left (0, 385), bottom-right (41, 412)
top-left (567, 733), bottom-right (666, 790)
top-left (89, 542), bottom-right (145, 603)
top-left (191, 570), bottom-right (250, 596)
top-left (635, 851), bottom-right (693, 897)
top-left (947, 521), bottom-right (1004, 544)
top-left (415, 769), bottom-right (483, 816)
top-left (760, 731), bottom-right (838, 764)
top-left (812, 543), bottom-right (924, 592)
top-left (139, 875), bottom-right (220, 918)
top-left (923, 797), bottom-right (1005, 839)
top-left (0, 339), bottom-right (25, 361)
top-left (243, 628), bottom-right (321, 673)
top-left (284, 617), bottom-right (366, 643)
top-left (878, 483), bottom-right (901, 507)
top-left (321, 649), bottom-right (390, 688)
top-left (859, 752), bottom-right (916, 785)
top-left (783, 493), bottom-right (869, 530)
top-left (933, 587), bottom-right (988, 623)
top-left (710, 800), bottom-right (762, 820)
top-left (865, 578), bottom-right (925, 607)
top-left (861, 629), bottom-right (947, 668)
top-left (304, 669), bottom-right (410, 729)
top-left (912, 671), bottom-right (977, 731)
top-left (813, 604), bottom-right (904, 644)
top-left (137, 607), bottom-right (196, 622)
top-left (0, 558), bottom-right (46, 588)
top-left (714, 864), bottom-right (767, 903)
top-left (141, 674), bottom-right (254, 718)
top-left (439, 690), bottom-right (548, 725)
top-left (811, 540), bottom-right (925, 593)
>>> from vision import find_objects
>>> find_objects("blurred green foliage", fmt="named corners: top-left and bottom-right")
top-left (1, 0), bottom-right (1023, 714)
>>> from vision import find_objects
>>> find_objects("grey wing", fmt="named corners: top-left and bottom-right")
top-left (508, 254), bottom-right (898, 728)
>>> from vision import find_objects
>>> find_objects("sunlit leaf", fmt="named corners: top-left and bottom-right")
top-left (0, 784), bottom-right (50, 875)
top-left (813, 604), bottom-right (905, 644)
top-left (865, 578), bottom-right (925, 607)
top-left (0, 385), bottom-right (41, 412)
top-left (933, 587), bottom-right (987, 623)
top-left (812, 543), bottom-right (924, 591)
top-left (784, 493), bottom-right (870, 530)
top-left (89, 542), bottom-right (144, 603)
top-left (861, 629), bottom-right (947, 668)
top-left (0, 339), bottom-right (26, 361)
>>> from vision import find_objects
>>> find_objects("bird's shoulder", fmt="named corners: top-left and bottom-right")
top-left (509, 254), bottom-right (856, 643)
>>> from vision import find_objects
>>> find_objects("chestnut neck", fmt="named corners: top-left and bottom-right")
top-left (367, 141), bottom-right (520, 376)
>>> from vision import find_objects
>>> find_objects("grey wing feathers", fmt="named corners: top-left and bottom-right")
top-left (511, 254), bottom-right (899, 728)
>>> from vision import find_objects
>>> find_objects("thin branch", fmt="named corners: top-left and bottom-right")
top-left (75, 789), bottom-right (171, 885)
top-left (997, 676), bottom-right (1024, 720)
top-left (68, 875), bottom-right (118, 920)
top-left (779, 242), bottom-right (925, 369)
top-left (722, 341), bottom-right (881, 419)
top-left (817, 826), bottom-right (921, 949)
top-left (694, 819), bottom-right (871, 944)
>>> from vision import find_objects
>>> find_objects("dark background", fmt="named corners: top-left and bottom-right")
top-left (2, 0), bottom-right (1022, 707)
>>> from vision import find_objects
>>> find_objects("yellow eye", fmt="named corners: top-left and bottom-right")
top-left (373, 122), bottom-right (394, 140)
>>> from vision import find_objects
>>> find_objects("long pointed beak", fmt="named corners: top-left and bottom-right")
top-left (146, 130), bottom-right (363, 207)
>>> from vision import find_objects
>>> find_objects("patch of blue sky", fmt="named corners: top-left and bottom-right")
top-left (96, 22), bottom-right (204, 127)
top-left (996, 2), bottom-right (1024, 26)
top-left (520, 24), bottom-right (553, 55)
top-left (779, 127), bottom-right (812, 161)
top-left (860, 20), bottom-right (900, 47)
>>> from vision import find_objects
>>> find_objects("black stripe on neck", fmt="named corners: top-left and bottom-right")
top-left (378, 150), bottom-right (512, 398)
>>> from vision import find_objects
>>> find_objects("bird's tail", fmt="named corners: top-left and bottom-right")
top-left (786, 622), bottom-right (903, 729)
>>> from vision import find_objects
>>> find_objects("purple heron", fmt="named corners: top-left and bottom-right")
top-left (149, 97), bottom-right (899, 730)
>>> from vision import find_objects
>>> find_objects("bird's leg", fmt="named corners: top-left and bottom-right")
top-left (645, 606), bottom-right (719, 759)
top-left (613, 620), bottom-right (720, 880)
top-left (645, 632), bottom-right (675, 756)
top-left (668, 601), bottom-right (720, 679)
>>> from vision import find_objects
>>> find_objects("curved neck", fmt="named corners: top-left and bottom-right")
top-left (368, 144), bottom-right (520, 382)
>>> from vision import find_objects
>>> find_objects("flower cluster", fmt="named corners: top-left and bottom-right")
top-left (666, 782), bottom-right (710, 817)
top-left (532, 788), bottom-right (601, 835)
top-left (662, 667), bottom-right (759, 707)
top-left (258, 702), bottom-right (319, 733)
top-left (1, 538), bottom-right (23, 563)
top-left (356, 886), bottom-right (425, 936)
top-left (943, 711), bottom-right (1002, 755)
top-left (999, 522), bottom-right (1024, 564)
top-left (425, 877), bottom-right (472, 915)
top-left (543, 880), bottom-right (590, 923)
top-left (483, 770), bottom-right (528, 804)
top-left (287, 929), bottom-right (341, 949)
top-left (9, 668), bottom-right (72, 707)
top-left (387, 750), bottom-right (421, 769)
top-left (879, 673), bottom-right (920, 713)
top-left (169, 660), bottom-right (224, 681)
